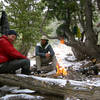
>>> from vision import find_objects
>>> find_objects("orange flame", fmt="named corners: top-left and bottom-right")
top-left (56, 63), bottom-right (67, 76)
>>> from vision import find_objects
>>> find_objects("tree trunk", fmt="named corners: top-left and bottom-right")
top-left (0, 74), bottom-right (100, 99)
top-left (83, 0), bottom-right (100, 59)
top-left (65, 39), bottom-right (100, 60)
top-left (19, 42), bottom-right (31, 56)
top-left (72, 47), bottom-right (86, 60)
top-left (64, 0), bottom-right (100, 60)
top-left (85, 0), bottom-right (97, 45)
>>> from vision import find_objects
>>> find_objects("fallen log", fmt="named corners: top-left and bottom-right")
top-left (0, 74), bottom-right (100, 100)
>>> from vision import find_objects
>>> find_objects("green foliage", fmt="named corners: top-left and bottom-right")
top-left (56, 23), bottom-right (66, 37)
top-left (0, 2), bottom-right (3, 10)
top-left (2, 0), bottom-right (100, 43)
top-left (42, 0), bottom-right (100, 39)
top-left (42, 0), bottom-right (78, 20)
top-left (4, 0), bottom-right (44, 47)
top-left (0, 1), bottom-right (3, 16)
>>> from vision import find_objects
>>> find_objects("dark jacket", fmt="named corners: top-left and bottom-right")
top-left (0, 35), bottom-right (26, 63)
top-left (35, 42), bottom-right (55, 57)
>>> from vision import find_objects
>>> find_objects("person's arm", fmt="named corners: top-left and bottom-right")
top-left (48, 45), bottom-right (55, 56)
top-left (0, 39), bottom-right (26, 59)
top-left (35, 46), bottom-right (45, 57)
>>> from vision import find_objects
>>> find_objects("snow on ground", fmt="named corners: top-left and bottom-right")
top-left (0, 85), bottom-right (43, 100)
top-left (0, 85), bottom-right (19, 92)
top-left (0, 94), bottom-right (44, 100)
top-left (53, 41), bottom-right (88, 70)
top-left (29, 40), bottom-right (100, 87)
top-left (30, 40), bottom-right (88, 70)
top-left (11, 89), bottom-right (35, 94)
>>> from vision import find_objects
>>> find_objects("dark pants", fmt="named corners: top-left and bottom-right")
top-left (0, 59), bottom-right (31, 75)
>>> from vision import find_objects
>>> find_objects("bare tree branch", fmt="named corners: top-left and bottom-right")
top-left (40, 8), bottom-right (58, 39)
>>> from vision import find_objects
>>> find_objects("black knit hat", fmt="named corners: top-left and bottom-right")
top-left (7, 30), bottom-right (18, 36)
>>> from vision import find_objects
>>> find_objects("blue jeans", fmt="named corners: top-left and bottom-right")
top-left (0, 59), bottom-right (31, 75)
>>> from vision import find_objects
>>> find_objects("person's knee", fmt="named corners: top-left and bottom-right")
top-left (21, 59), bottom-right (31, 74)
top-left (21, 59), bottom-right (30, 65)
top-left (20, 59), bottom-right (30, 70)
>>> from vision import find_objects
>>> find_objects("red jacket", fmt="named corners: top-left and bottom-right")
top-left (0, 35), bottom-right (26, 63)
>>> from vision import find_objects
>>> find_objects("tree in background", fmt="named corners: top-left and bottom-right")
top-left (1, 0), bottom-right (100, 60)
top-left (3, 0), bottom-right (46, 56)
top-left (41, 0), bottom-right (100, 60)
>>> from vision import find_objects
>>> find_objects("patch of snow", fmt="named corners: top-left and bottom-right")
top-left (65, 97), bottom-right (80, 100)
top-left (51, 40), bottom-right (89, 71)
top-left (16, 72), bottom-right (100, 87)
top-left (30, 58), bottom-right (36, 66)
top-left (32, 76), bottom-right (67, 87)
top-left (16, 74), bottom-right (29, 77)
top-left (31, 75), bottom-right (100, 87)
top-left (69, 80), bottom-right (86, 86)
top-left (53, 42), bottom-right (89, 70)
top-left (0, 94), bottom-right (44, 100)
top-left (69, 79), bottom-right (100, 87)
top-left (12, 89), bottom-right (35, 94)
top-left (46, 70), bottom-right (56, 75)
top-left (54, 43), bottom-right (73, 67)
top-left (0, 85), bottom-right (19, 92)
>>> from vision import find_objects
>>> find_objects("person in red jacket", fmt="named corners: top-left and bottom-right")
top-left (0, 30), bottom-right (31, 74)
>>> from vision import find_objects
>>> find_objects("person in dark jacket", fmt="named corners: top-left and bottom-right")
top-left (35, 35), bottom-right (56, 73)
top-left (0, 30), bottom-right (31, 74)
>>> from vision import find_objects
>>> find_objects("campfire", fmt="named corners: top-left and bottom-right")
top-left (56, 62), bottom-right (67, 76)
top-left (55, 38), bottom-right (67, 76)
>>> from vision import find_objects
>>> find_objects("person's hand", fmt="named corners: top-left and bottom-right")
top-left (45, 53), bottom-right (50, 58)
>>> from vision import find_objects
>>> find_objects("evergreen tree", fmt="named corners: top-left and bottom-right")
top-left (4, 0), bottom-right (44, 55)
